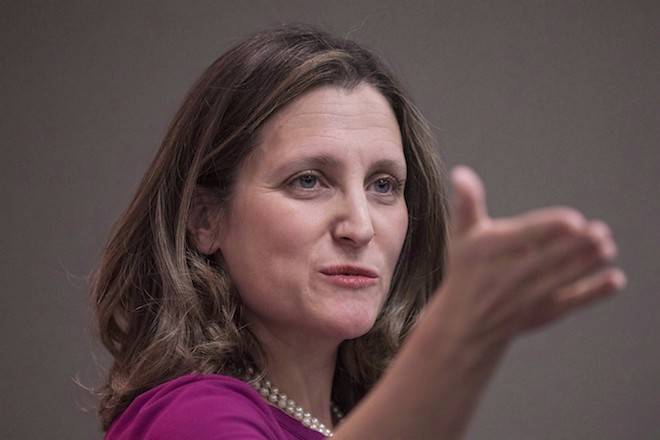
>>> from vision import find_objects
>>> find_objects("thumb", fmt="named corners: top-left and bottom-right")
top-left (450, 165), bottom-right (489, 235)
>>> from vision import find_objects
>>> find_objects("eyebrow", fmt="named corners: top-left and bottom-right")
top-left (273, 153), bottom-right (407, 178)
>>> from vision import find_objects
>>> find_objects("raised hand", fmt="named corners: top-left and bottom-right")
top-left (437, 166), bottom-right (626, 345)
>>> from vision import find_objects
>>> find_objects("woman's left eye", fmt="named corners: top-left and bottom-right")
top-left (373, 177), bottom-right (393, 193)
top-left (371, 177), bottom-right (400, 194)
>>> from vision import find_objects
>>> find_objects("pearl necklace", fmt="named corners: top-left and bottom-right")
top-left (246, 369), bottom-right (343, 437)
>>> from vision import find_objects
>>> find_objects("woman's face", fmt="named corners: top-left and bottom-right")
top-left (215, 83), bottom-right (408, 342)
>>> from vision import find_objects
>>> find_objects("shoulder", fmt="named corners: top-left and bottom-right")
top-left (106, 373), bottom-right (285, 440)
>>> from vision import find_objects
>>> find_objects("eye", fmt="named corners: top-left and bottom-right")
top-left (289, 172), bottom-right (321, 190)
top-left (373, 177), bottom-right (394, 193)
top-left (370, 176), bottom-right (403, 195)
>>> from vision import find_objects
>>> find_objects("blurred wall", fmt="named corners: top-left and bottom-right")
top-left (2, 1), bottom-right (658, 438)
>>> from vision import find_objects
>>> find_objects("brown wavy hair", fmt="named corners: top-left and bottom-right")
top-left (92, 23), bottom-right (449, 430)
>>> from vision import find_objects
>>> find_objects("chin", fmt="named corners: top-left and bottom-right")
top-left (305, 284), bottom-right (387, 341)
top-left (322, 309), bottom-right (380, 341)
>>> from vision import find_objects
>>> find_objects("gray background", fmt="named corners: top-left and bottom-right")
top-left (2, 1), bottom-right (658, 439)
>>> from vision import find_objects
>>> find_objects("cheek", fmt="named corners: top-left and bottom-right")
top-left (229, 191), bottom-right (319, 247)
top-left (381, 205), bottom-right (409, 266)
top-left (221, 195), bottom-right (325, 296)
top-left (247, 198), bottom-right (327, 258)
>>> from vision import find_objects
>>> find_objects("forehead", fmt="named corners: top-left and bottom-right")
top-left (249, 83), bottom-right (404, 165)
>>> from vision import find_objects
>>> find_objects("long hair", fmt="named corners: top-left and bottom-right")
top-left (92, 24), bottom-right (449, 430)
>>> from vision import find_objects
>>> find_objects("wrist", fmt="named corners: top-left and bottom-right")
top-left (417, 286), bottom-right (511, 365)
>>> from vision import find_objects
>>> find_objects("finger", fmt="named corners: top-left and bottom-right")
top-left (483, 207), bottom-right (589, 256)
top-left (504, 220), bottom-right (615, 293)
top-left (525, 224), bottom-right (617, 300)
top-left (524, 267), bottom-right (626, 331)
top-left (450, 166), bottom-right (489, 236)
top-left (552, 267), bottom-right (626, 312)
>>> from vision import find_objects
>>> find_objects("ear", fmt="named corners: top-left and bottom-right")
top-left (186, 186), bottom-right (224, 255)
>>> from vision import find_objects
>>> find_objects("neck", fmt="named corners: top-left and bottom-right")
top-left (248, 319), bottom-right (341, 429)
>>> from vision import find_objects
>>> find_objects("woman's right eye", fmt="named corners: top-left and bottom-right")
top-left (289, 172), bottom-right (320, 190)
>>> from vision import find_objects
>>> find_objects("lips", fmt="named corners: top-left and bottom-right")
top-left (319, 265), bottom-right (379, 278)
top-left (319, 265), bottom-right (379, 289)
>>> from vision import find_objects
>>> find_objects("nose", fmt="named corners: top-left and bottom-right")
top-left (331, 190), bottom-right (375, 248)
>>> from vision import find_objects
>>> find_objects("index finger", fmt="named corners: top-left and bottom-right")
top-left (482, 206), bottom-right (588, 256)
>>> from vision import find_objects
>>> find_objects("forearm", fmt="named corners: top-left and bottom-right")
top-left (333, 295), bottom-right (509, 440)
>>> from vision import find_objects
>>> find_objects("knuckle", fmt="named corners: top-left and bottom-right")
top-left (584, 225), bottom-right (615, 257)
top-left (580, 232), bottom-right (601, 252)
top-left (588, 220), bottom-right (611, 239)
top-left (551, 207), bottom-right (586, 234)
top-left (597, 239), bottom-right (617, 260)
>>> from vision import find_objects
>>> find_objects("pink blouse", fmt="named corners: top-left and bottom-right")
top-left (105, 373), bottom-right (326, 440)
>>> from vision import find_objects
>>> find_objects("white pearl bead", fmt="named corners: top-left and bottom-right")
top-left (246, 372), bottom-right (340, 437)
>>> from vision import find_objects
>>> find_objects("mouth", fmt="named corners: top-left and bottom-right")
top-left (319, 265), bottom-right (379, 289)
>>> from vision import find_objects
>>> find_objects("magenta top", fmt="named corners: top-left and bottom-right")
top-left (105, 373), bottom-right (326, 440)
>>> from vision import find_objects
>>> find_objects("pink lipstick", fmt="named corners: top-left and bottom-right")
top-left (319, 265), bottom-right (379, 289)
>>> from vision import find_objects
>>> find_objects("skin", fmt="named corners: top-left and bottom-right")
top-left (191, 83), bottom-right (409, 428)
top-left (189, 84), bottom-right (626, 437)
top-left (334, 167), bottom-right (626, 439)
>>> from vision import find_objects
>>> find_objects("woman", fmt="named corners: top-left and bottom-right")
top-left (93, 24), bottom-right (625, 439)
